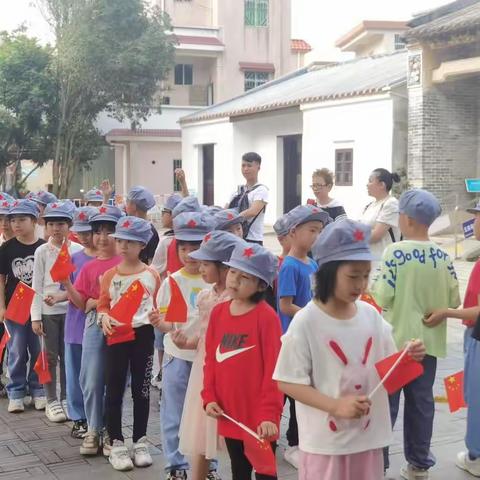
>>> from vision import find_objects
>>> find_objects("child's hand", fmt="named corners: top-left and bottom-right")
top-left (32, 320), bottom-right (45, 337)
top-left (43, 294), bottom-right (63, 306)
top-left (407, 339), bottom-right (426, 362)
top-left (257, 421), bottom-right (277, 440)
top-left (149, 309), bottom-right (162, 327)
top-left (205, 402), bottom-right (224, 418)
top-left (85, 298), bottom-right (97, 313)
top-left (101, 314), bottom-right (118, 336)
top-left (423, 309), bottom-right (447, 328)
top-left (332, 395), bottom-right (370, 419)
top-left (171, 329), bottom-right (189, 349)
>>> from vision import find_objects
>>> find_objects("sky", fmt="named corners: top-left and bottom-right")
top-left (0, 0), bottom-right (450, 60)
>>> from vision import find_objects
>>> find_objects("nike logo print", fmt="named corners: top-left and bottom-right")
top-left (216, 345), bottom-right (256, 363)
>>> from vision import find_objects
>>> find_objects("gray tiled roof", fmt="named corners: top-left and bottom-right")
top-left (180, 51), bottom-right (407, 125)
top-left (406, 0), bottom-right (480, 40)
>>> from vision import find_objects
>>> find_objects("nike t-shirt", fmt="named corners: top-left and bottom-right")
top-left (202, 300), bottom-right (283, 440)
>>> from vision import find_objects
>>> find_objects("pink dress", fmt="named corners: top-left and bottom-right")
top-left (179, 286), bottom-right (230, 459)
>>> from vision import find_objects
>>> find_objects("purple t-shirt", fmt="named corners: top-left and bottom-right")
top-left (64, 250), bottom-right (95, 344)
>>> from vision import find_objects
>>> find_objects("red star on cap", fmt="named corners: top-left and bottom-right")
top-left (51, 203), bottom-right (58, 208)
top-left (187, 219), bottom-right (197, 228)
top-left (78, 211), bottom-right (87, 221)
top-left (95, 190), bottom-right (102, 195)
top-left (227, 213), bottom-right (235, 220)
top-left (0, 195), bottom-right (3, 200)
top-left (99, 206), bottom-right (107, 214)
top-left (2, 201), bottom-right (8, 207)
top-left (312, 207), bottom-right (319, 213)
top-left (243, 247), bottom-right (254, 258)
top-left (13, 201), bottom-right (19, 207)
top-left (122, 220), bottom-right (131, 228)
top-left (353, 229), bottom-right (365, 242)
top-left (204, 233), bottom-right (212, 243)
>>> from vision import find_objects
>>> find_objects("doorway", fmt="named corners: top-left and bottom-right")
top-left (283, 135), bottom-right (302, 212)
top-left (202, 144), bottom-right (214, 206)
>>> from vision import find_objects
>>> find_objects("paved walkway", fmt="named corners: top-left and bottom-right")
top-left (0, 260), bottom-right (476, 479)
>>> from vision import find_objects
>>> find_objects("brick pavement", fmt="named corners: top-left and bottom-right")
top-left (0, 259), bottom-right (476, 479)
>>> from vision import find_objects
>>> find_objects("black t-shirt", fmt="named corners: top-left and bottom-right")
top-left (0, 237), bottom-right (46, 304)
top-left (140, 224), bottom-right (160, 265)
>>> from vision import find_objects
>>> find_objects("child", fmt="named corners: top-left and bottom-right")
top-left (31, 201), bottom-right (82, 423)
top-left (371, 189), bottom-right (461, 480)
top-left (276, 205), bottom-right (329, 468)
top-left (273, 214), bottom-right (292, 266)
top-left (273, 219), bottom-right (426, 480)
top-left (61, 205), bottom-right (123, 456)
top-left (0, 192), bottom-right (15, 245)
top-left (0, 200), bottom-right (46, 412)
top-left (84, 188), bottom-right (104, 207)
top-left (423, 200), bottom-right (480, 477)
top-left (125, 186), bottom-right (159, 265)
top-left (178, 231), bottom-right (241, 480)
top-left (31, 190), bottom-right (58, 240)
top-left (149, 211), bottom-right (214, 480)
top-left (151, 194), bottom-right (183, 389)
top-left (203, 241), bottom-right (283, 480)
top-left (64, 207), bottom-right (98, 438)
top-left (98, 216), bottom-right (160, 471)
top-left (213, 208), bottom-right (245, 238)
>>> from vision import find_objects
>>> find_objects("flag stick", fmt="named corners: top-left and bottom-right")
top-left (40, 336), bottom-right (46, 370)
top-left (222, 413), bottom-right (262, 441)
top-left (3, 321), bottom-right (11, 338)
top-left (19, 281), bottom-right (45, 299)
top-left (369, 341), bottom-right (413, 399)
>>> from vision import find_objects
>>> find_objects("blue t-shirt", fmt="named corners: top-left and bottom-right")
top-left (277, 255), bottom-right (317, 333)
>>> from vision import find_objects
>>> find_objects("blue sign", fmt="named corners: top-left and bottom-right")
top-left (465, 178), bottom-right (480, 193)
top-left (463, 218), bottom-right (475, 239)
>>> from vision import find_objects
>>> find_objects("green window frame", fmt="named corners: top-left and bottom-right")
top-left (245, 0), bottom-right (268, 27)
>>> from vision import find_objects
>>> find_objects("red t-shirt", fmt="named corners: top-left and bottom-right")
top-left (202, 300), bottom-right (283, 440)
top-left (463, 260), bottom-right (480, 327)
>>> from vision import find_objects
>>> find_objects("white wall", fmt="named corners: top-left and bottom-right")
top-left (181, 109), bottom-right (303, 224)
top-left (302, 95), bottom-right (395, 219)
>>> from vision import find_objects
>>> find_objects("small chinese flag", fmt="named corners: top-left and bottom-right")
top-left (0, 329), bottom-right (11, 360)
top-left (107, 280), bottom-right (144, 346)
top-left (360, 293), bottom-right (382, 313)
top-left (5, 282), bottom-right (36, 325)
top-left (444, 371), bottom-right (466, 413)
top-left (33, 350), bottom-right (52, 384)
top-left (242, 431), bottom-right (277, 476)
top-left (50, 242), bottom-right (76, 282)
top-left (165, 276), bottom-right (187, 323)
top-left (375, 350), bottom-right (424, 395)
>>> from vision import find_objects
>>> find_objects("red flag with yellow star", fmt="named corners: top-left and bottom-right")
top-left (33, 349), bottom-right (52, 384)
top-left (165, 276), bottom-right (188, 324)
top-left (242, 431), bottom-right (276, 476)
top-left (50, 242), bottom-right (76, 282)
top-left (5, 282), bottom-right (36, 325)
top-left (444, 371), bottom-right (466, 412)
top-left (107, 280), bottom-right (145, 345)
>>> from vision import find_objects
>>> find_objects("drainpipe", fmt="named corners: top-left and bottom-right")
top-left (108, 141), bottom-right (128, 196)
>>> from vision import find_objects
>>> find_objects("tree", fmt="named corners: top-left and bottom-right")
top-left (38, 0), bottom-right (176, 197)
top-left (0, 31), bottom-right (55, 192)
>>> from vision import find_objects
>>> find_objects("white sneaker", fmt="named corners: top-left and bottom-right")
top-left (284, 445), bottom-right (300, 469)
top-left (23, 395), bottom-right (32, 407)
top-left (400, 464), bottom-right (429, 479)
top-left (109, 440), bottom-right (134, 471)
top-left (8, 398), bottom-right (25, 413)
top-left (80, 430), bottom-right (100, 456)
top-left (456, 451), bottom-right (480, 477)
top-left (132, 436), bottom-right (152, 467)
top-left (33, 396), bottom-right (47, 410)
top-left (61, 399), bottom-right (69, 419)
top-left (102, 429), bottom-right (112, 457)
top-left (45, 400), bottom-right (67, 423)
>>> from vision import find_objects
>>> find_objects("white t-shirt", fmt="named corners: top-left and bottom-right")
top-left (156, 268), bottom-right (209, 361)
top-left (273, 300), bottom-right (396, 455)
top-left (229, 184), bottom-right (269, 242)
top-left (360, 196), bottom-right (400, 262)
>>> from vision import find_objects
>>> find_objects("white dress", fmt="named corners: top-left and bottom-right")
top-left (179, 286), bottom-right (230, 459)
